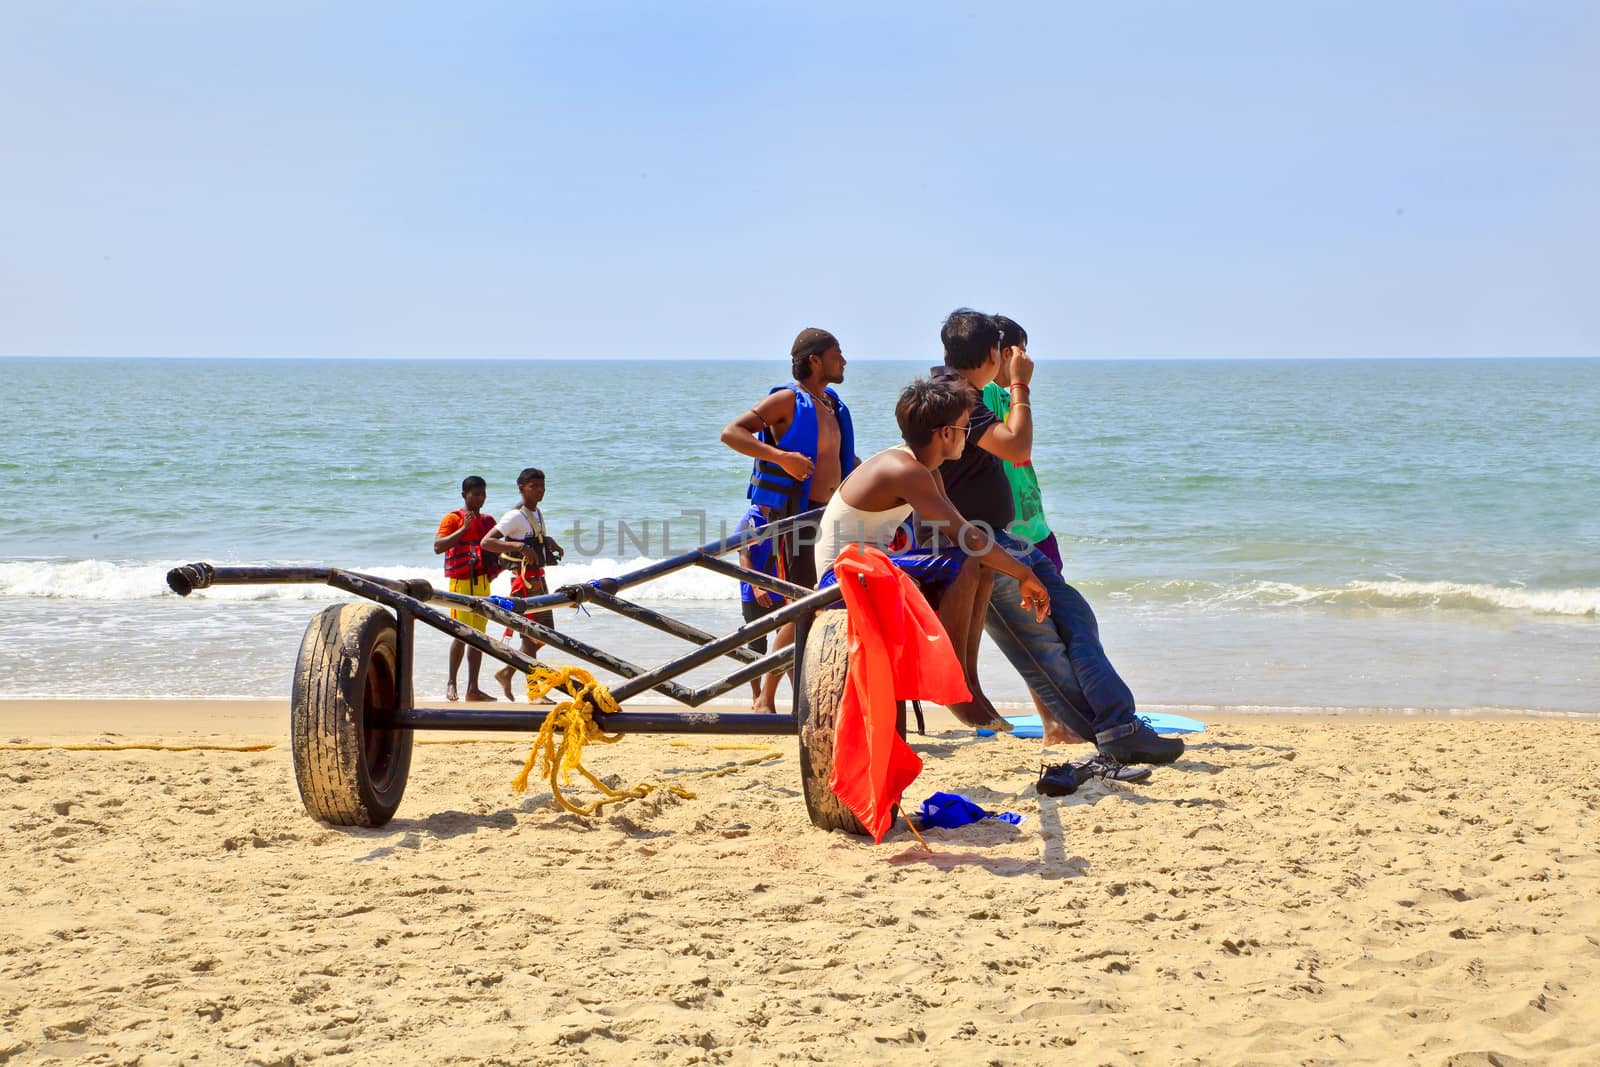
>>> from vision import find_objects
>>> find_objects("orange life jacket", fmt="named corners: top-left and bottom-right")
top-left (443, 512), bottom-right (501, 580)
top-left (827, 546), bottom-right (971, 842)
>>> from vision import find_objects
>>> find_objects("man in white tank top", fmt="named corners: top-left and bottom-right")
top-left (814, 378), bottom-right (1050, 730)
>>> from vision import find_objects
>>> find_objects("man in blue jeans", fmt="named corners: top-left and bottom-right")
top-left (931, 308), bottom-right (1181, 764)
top-left (984, 533), bottom-right (1173, 758)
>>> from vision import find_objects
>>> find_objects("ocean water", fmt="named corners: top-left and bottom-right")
top-left (1, 356), bottom-right (1596, 715)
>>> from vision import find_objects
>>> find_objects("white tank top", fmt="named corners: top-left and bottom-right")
top-left (812, 447), bottom-right (914, 580)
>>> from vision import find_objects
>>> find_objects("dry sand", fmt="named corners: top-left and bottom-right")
top-left (3, 699), bottom-right (1599, 1065)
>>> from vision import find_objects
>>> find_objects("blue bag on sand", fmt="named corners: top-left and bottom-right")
top-left (917, 791), bottom-right (1025, 829)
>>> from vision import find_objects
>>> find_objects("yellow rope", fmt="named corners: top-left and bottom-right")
top-left (510, 664), bottom-right (696, 816)
top-left (1, 684), bottom-right (782, 821)
top-left (690, 750), bottom-right (782, 777)
top-left (898, 805), bottom-right (935, 853)
top-left (668, 741), bottom-right (780, 751)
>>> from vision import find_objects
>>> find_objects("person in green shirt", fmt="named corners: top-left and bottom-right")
top-left (983, 315), bottom-right (1064, 573)
top-left (984, 314), bottom-right (1080, 744)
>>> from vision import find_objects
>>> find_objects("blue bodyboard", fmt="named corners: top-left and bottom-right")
top-left (976, 712), bottom-right (1207, 739)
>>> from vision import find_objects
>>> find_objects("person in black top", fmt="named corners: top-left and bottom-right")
top-left (930, 308), bottom-right (1183, 765)
top-left (926, 310), bottom-right (1036, 726)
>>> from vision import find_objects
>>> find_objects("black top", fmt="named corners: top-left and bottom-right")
top-left (929, 365), bottom-right (1016, 536)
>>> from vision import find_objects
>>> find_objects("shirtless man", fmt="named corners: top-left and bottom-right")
top-left (720, 327), bottom-right (859, 587)
top-left (812, 376), bottom-right (1050, 727)
top-left (720, 328), bottom-right (860, 702)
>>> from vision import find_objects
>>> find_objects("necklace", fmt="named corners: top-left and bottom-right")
top-left (799, 382), bottom-right (835, 413)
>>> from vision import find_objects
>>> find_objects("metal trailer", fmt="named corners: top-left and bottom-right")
top-left (165, 510), bottom-right (890, 835)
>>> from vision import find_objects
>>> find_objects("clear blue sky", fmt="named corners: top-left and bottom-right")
top-left (2, 1), bottom-right (1596, 360)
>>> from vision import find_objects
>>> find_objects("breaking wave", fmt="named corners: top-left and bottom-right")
top-left (0, 557), bottom-right (742, 603)
top-left (1104, 577), bottom-right (1600, 617)
top-left (3, 559), bottom-right (1597, 617)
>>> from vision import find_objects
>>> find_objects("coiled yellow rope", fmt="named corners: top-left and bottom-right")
top-left (1, 672), bottom-right (783, 821)
top-left (510, 664), bottom-right (697, 816)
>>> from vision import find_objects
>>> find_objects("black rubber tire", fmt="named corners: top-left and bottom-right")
top-left (290, 604), bottom-right (412, 827)
top-left (795, 609), bottom-right (872, 835)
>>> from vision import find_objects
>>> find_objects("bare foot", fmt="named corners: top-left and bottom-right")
top-left (446, 682), bottom-right (459, 702)
top-left (971, 689), bottom-right (1001, 724)
top-left (493, 665), bottom-right (517, 702)
top-left (1042, 725), bottom-right (1088, 745)
top-left (952, 681), bottom-right (1012, 729)
top-left (464, 688), bottom-right (497, 703)
top-left (752, 699), bottom-right (778, 714)
top-left (947, 699), bottom-right (1011, 730)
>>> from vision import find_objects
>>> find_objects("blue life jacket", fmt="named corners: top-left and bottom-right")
top-left (746, 382), bottom-right (857, 513)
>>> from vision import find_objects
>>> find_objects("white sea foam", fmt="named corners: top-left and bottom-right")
top-left (1330, 580), bottom-right (1600, 616)
top-left (1112, 576), bottom-right (1600, 616)
top-left (5, 559), bottom-right (1598, 616)
top-left (0, 557), bottom-right (742, 603)
top-left (1222, 578), bottom-right (1600, 616)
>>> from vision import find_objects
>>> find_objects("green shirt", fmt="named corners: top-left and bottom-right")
top-left (981, 382), bottom-right (1052, 544)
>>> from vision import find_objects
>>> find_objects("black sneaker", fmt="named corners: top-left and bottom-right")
top-left (1098, 721), bottom-right (1185, 765)
top-left (1036, 762), bottom-right (1080, 797)
top-left (1072, 754), bottom-right (1154, 784)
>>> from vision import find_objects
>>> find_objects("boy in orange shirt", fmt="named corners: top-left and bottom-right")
top-left (434, 475), bottom-right (501, 702)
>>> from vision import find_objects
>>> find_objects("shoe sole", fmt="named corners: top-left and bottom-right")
top-left (1076, 761), bottom-right (1153, 783)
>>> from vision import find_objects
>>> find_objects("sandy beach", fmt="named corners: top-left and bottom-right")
top-left (3, 699), bottom-right (1598, 1065)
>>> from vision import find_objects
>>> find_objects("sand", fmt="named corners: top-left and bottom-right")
top-left (3, 699), bottom-right (1599, 1065)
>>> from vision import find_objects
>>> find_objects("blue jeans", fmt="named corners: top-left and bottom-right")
top-left (984, 532), bottom-right (1139, 746)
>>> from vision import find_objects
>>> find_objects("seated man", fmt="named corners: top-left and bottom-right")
top-left (812, 377), bottom-right (1050, 730)
top-left (933, 308), bottom-right (1182, 765)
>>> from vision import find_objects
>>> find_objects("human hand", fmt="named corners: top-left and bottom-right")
top-left (777, 451), bottom-right (815, 480)
top-left (1019, 573), bottom-right (1051, 622)
top-left (1008, 347), bottom-right (1034, 386)
top-left (754, 589), bottom-right (773, 608)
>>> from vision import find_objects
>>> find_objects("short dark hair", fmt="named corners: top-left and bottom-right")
top-left (516, 467), bottom-right (545, 486)
top-left (896, 377), bottom-right (973, 447)
top-left (940, 308), bottom-right (1001, 370)
top-left (460, 475), bottom-right (486, 492)
top-left (790, 327), bottom-right (838, 380)
top-left (992, 314), bottom-right (1027, 350)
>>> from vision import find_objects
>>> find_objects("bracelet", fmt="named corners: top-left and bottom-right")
top-left (1011, 401), bottom-right (1030, 409)
top-left (1010, 382), bottom-right (1029, 393)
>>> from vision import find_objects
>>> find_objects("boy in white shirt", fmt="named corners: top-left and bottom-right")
top-left (482, 467), bottom-right (566, 700)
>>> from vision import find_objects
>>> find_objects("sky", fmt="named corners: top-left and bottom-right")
top-left (1, 1), bottom-right (1597, 360)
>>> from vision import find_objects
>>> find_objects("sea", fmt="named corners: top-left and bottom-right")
top-left (2, 356), bottom-right (1596, 718)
